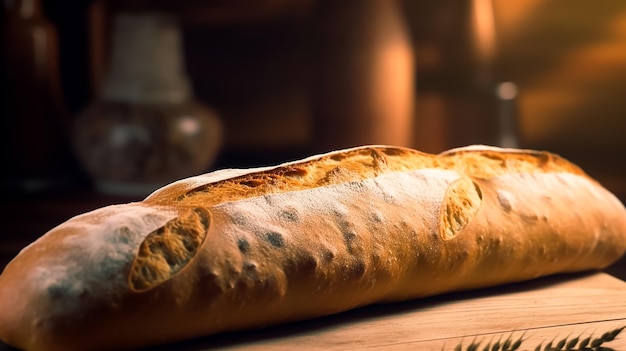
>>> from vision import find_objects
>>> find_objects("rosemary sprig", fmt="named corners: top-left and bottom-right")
top-left (449, 325), bottom-right (624, 351)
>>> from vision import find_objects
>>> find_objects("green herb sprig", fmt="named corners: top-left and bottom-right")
top-left (448, 325), bottom-right (624, 351)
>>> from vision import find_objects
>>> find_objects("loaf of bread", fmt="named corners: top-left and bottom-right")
top-left (1, 145), bottom-right (625, 351)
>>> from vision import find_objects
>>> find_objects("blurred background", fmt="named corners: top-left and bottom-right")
top-left (1, 0), bottom-right (626, 277)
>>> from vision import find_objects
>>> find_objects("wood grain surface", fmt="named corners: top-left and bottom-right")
top-left (0, 271), bottom-right (624, 351)
top-left (139, 271), bottom-right (626, 351)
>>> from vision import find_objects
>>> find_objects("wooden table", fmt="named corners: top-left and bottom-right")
top-left (0, 271), bottom-right (624, 351)
top-left (143, 273), bottom-right (626, 351)
top-left (140, 272), bottom-right (625, 350)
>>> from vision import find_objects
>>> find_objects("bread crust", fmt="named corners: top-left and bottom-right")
top-left (1, 145), bottom-right (625, 351)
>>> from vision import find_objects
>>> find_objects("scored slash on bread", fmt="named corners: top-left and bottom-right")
top-left (0, 144), bottom-right (625, 351)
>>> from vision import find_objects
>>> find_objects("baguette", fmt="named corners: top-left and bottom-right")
top-left (1, 144), bottom-right (625, 351)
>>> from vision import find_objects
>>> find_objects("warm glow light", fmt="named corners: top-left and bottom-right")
top-left (497, 82), bottom-right (518, 100)
top-left (370, 34), bottom-right (414, 147)
top-left (473, 0), bottom-right (497, 64)
top-left (519, 10), bottom-right (626, 145)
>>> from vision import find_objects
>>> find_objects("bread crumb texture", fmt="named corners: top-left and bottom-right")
top-left (129, 207), bottom-right (210, 291)
top-left (441, 177), bottom-right (482, 240)
top-left (134, 145), bottom-right (584, 290)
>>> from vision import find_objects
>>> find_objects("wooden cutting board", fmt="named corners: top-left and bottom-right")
top-left (1, 272), bottom-right (624, 351)
top-left (144, 271), bottom-right (626, 351)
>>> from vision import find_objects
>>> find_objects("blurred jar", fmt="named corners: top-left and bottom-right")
top-left (73, 12), bottom-right (222, 197)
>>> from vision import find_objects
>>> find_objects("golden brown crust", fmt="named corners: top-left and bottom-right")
top-left (146, 145), bottom-right (587, 208)
top-left (0, 144), bottom-right (624, 351)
